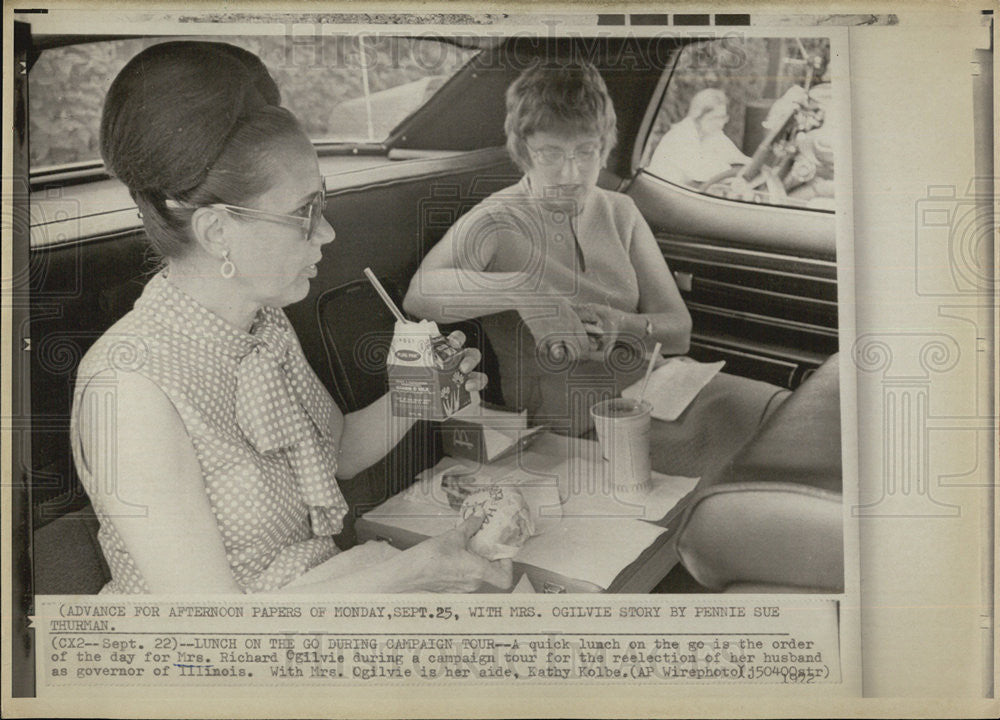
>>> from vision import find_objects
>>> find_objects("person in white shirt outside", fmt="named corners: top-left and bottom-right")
top-left (646, 88), bottom-right (751, 188)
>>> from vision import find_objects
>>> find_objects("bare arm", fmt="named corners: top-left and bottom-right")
top-left (629, 212), bottom-right (692, 355)
top-left (574, 207), bottom-right (691, 356)
top-left (404, 214), bottom-right (535, 322)
top-left (404, 210), bottom-right (591, 357)
top-left (331, 392), bottom-right (417, 480)
top-left (273, 514), bottom-right (512, 594)
top-left (332, 331), bottom-right (486, 479)
top-left (76, 370), bottom-right (246, 593)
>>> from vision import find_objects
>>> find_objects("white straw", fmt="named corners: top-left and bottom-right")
top-left (636, 341), bottom-right (662, 406)
top-left (363, 267), bottom-right (407, 324)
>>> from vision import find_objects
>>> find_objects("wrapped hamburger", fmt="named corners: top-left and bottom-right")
top-left (458, 486), bottom-right (535, 560)
top-left (441, 471), bottom-right (484, 510)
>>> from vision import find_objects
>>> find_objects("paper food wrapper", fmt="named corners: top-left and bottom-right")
top-left (387, 319), bottom-right (471, 420)
top-left (459, 486), bottom-right (535, 560)
top-left (622, 357), bottom-right (725, 421)
top-left (441, 470), bottom-right (488, 510)
top-left (412, 457), bottom-right (562, 536)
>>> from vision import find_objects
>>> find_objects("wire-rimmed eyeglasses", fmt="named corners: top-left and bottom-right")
top-left (527, 142), bottom-right (602, 169)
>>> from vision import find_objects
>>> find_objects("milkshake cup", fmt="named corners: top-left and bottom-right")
top-left (590, 398), bottom-right (653, 498)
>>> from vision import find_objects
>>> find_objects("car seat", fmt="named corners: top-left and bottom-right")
top-left (675, 353), bottom-right (843, 592)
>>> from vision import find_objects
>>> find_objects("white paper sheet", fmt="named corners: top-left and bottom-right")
top-left (362, 500), bottom-right (456, 539)
top-left (622, 357), bottom-right (725, 421)
top-left (368, 437), bottom-right (694, 588)
top-left (514, 518), bottom-right (668, 589)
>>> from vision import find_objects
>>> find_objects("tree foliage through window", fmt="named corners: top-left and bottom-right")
top-left (29, 35), bottom-right (476, 169)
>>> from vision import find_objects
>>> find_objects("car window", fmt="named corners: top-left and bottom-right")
top-left (639, 37), bottom-right (834, 211)
top-left (29, 35), bottom-right (477, 171)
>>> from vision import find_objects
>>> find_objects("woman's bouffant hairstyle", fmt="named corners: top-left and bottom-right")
top-left (504, 62), bottom-right (617, 172)
top-left (100, 41), bottom-right (306, 259)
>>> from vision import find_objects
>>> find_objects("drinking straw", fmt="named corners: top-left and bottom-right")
top-left (636, 341), bottom-right (663, 406)
top-left (363, 267), bottom-right (407, 324)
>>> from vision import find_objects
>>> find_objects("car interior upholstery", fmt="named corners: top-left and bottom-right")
top-left (674, 353), bottom-right (843, 593)
top-left (24, 35), bottom-right (843, 595)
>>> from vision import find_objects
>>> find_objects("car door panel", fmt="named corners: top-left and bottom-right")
top-left (627, 171), bottom-right (838, 389)
top-left (628, 170), bottom-right (836, 259)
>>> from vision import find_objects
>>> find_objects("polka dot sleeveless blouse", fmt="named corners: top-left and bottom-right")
top-left (71, 273), bottom-right (343, 593)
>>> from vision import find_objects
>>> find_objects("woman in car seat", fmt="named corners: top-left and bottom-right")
top-left (404, 62), bottom-right (784, 475)
top-left (71, 41), bottom-right (512, 594)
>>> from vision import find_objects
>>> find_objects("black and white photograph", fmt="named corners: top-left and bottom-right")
top-left (2, 3), bottom-right (995, 718)
top-left (20, 23), bottom-right (848, 597)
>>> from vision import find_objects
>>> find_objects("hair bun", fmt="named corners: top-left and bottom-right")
top-left (100, 41), bottom-right (281, 197)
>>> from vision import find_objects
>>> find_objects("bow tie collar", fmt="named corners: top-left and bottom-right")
top-left (235, 309), bottom-right (346, 537)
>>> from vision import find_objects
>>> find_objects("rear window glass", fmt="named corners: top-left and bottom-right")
top-left (639, 37), bottom-right (834, 211)
top-left (29, 35), bottom-right (477, 171)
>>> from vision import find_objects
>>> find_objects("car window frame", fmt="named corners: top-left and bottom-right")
top-left (26, 34), bottom-right (483, 188)
top-left (632, 37), bottom-right (834, 216)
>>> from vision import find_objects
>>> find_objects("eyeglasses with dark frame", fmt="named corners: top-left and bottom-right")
top-left (212, 179), bottom-right (328, 241)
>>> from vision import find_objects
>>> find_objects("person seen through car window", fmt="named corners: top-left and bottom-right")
top-left (71, 41), bottom-right (512, 594)
top-left (646, 88), bottom-right (751, 187)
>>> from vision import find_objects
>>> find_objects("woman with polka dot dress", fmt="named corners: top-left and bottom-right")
top-left (70, 41), bottom-right (512, 594)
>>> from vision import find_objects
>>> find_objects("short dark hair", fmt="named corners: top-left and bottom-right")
top-left (504, 62), bottom-right (617, 172)
top-left (100, 41), bottom-right (306, 259)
